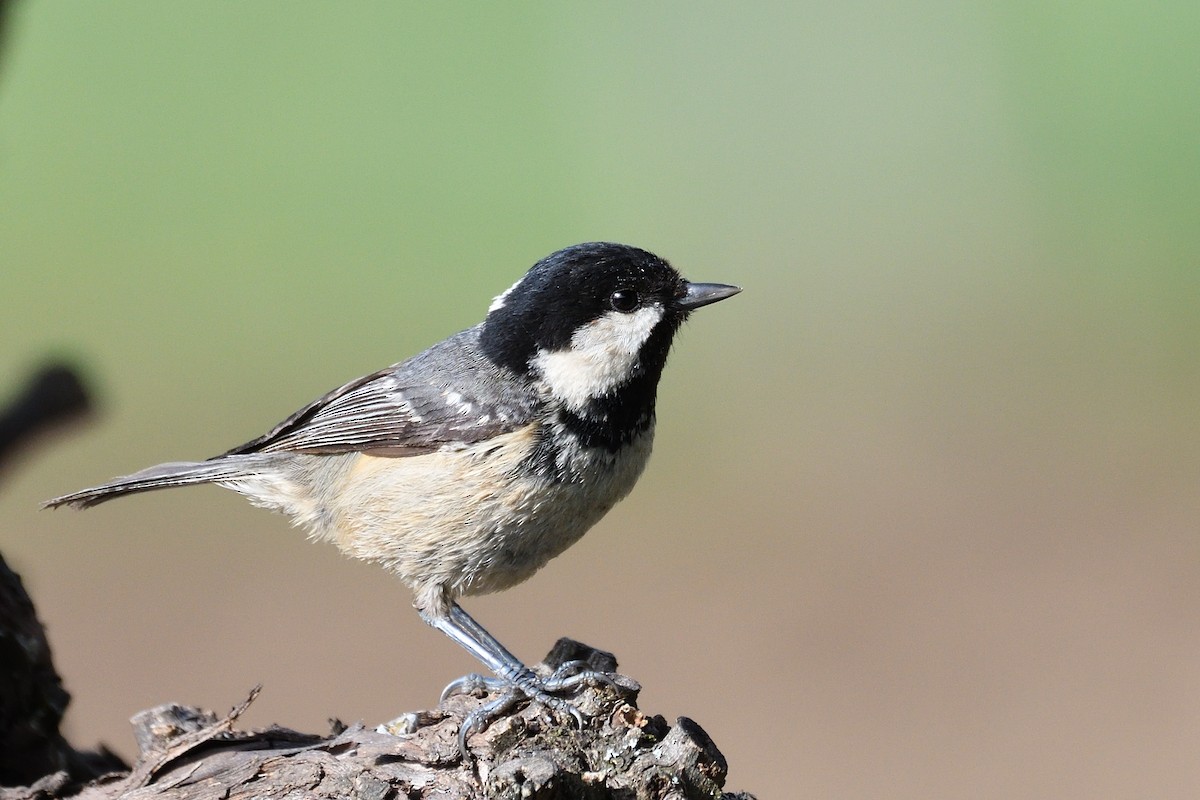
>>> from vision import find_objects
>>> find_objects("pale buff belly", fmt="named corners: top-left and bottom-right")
top-left (314, 423), bottom-right (653, 599)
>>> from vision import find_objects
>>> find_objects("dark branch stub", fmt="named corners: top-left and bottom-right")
top-left (0, 363), bottom-right (91, 479)
top-left (1, 639), bottom-right (756, 800)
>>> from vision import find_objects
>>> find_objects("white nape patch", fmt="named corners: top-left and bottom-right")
top-left (531, 305), bottom-right (664, 410)
top-left (488, 277), bottom-right (523, 313)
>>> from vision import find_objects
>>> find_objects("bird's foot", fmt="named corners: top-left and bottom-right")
top-left (440, 672), bottom-right (507, 701)
top-left (442, 661), bottom-right (618, 760)
top-left (440, 659), bottom-right (615, 701)
top-left (542, 658), bottom-right (620, 693)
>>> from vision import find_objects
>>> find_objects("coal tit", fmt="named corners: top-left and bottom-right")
top-left (45, 242), bottom-right (740, 753)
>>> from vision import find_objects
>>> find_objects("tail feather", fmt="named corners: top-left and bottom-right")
top-left (43, 460), bottom-right (248, 509)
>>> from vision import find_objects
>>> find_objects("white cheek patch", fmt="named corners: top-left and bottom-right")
top-left (532, 305), bottom-right (664, 410)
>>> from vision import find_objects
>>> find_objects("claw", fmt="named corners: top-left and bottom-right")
top-left (440, 672), bottom-right (506, 702)
top-left (457, 687), bottom-right (523, 760)
top-left (445, 665), bottom-right (611, 760)
top-left (555, 696), bottom-right (585, 729)
top-left (547, 659), bottom-right (591, 681)
top-left (543, 663), bottom-right (619, 694)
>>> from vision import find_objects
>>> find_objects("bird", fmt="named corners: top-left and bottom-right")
top-left (45, 242), bottom-right (740, 754)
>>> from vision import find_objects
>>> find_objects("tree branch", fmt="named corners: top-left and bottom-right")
top-left (1, 620), bottom-right (755, 799)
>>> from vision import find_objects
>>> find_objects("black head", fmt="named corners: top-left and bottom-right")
top-left (481, 243), bottom-right (738, 442)
top-left (483, 243), bottom-right (685, 372)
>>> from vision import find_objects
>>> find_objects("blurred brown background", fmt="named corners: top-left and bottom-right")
top-left (3, 3), bottom-right (1200, 798)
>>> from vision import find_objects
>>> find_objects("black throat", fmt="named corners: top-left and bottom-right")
top-left (557, 374), bottom-right (658, 452)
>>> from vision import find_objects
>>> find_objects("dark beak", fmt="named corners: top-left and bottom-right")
top-left (678, 282), bottom-right (742, 310)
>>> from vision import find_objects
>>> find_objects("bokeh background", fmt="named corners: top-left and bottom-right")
top-left (3, 2), bottom-right (1199, 797)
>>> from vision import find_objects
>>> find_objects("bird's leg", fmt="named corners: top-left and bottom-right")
top-left (419, 600), bottom-right (591, 757)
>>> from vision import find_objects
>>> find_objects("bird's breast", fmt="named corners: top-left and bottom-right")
top-left (318, 420), bottom-right (654, 597)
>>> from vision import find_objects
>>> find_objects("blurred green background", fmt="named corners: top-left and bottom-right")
top-left (3, 2), bottom-right (1199, 797)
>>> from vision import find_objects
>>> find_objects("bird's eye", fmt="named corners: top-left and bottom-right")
top-left (609, 289), bottom-right (639, 312)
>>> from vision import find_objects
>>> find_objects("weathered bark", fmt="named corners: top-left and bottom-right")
top-left (2, 639), bottom-right (755, 800)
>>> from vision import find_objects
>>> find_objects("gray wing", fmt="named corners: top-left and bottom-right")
top-left (219, 328), bottom-right (539, 458)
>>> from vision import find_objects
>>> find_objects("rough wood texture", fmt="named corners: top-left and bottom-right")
top-left (2, 639), bottom-right (755, 800)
